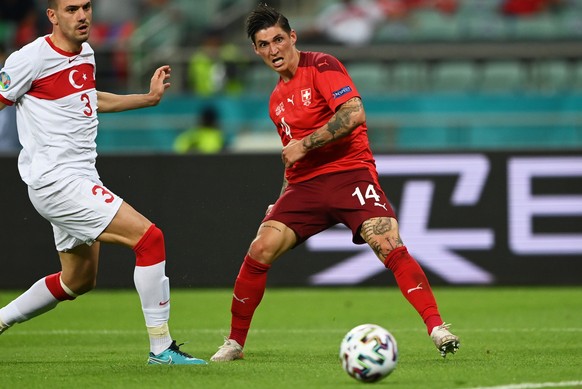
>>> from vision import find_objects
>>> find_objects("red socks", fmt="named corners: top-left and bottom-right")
top-left (229, 255), bottom-right (271, 347)
top-left (383, 246), bottom-right (443, 334)
top-left (134, 224), bottom-right (166, 266)
top-left (45, 272), bottom-right (76, 301)
top-left (227, 248), bottom-right (441, 345)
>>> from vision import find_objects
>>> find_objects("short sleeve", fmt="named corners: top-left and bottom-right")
top-left (312, 54), bottom-right (360, 112)
top-left (0, 50), bottom-right (35, 104)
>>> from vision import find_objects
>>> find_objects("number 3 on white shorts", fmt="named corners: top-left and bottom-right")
top-left (352, 184), bottom-right (380, 206)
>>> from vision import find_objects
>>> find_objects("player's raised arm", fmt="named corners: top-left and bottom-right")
top-left (97, 65), bottom-right (171, 113)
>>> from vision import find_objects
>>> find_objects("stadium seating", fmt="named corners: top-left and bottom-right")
top-left (479, 61), bottom-right (527, 92)
top-left (431, 61), bottom-right (478, 92)
top-left (410, 9), bottom-right (462, 41)
top-left (346, 63), bottom-right (390, 93)
top-left (90, 0), bottom-right (582, 152)
top-left (243, 65), bottom-right (279, 94)
top-left (530, 60), bottom-right (572, 92)
top-left (94, 92), bottom-right (582, 152)
top-left (388, 61), bottom-right (431, 93)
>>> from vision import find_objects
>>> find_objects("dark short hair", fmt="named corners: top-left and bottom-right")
top-left (47, 0), bottom-right (57, 9)
top-left (245, 3), bottom-right (292, 44)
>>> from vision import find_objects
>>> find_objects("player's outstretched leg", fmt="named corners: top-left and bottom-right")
top-left (0, 272), bottom-right (77, 335)
top-left (383, 246), bottom-right (460, 357)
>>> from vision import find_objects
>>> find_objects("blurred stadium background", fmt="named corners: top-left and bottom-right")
top-left (1, 0), bottom-right (581, 289)
top-left (3, 0), bottom-right (582, 153)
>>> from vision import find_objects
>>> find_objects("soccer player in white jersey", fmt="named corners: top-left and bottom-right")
top-left (0, 0), bottom-right (206, 365)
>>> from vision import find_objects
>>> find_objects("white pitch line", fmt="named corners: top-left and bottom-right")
top-left (462, 381), bottom-right (582, 389)
top-left (4, 327), bottom-right (582, 336)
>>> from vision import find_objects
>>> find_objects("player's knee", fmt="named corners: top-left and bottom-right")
top-left (134, 224), bottom-right (166, 266)
top-left (248, 238), bottom-right (279, 264)
top-left (249, 222), bottom-right (295, 263)
top-left (74, 277), bottom-right (96, 295)
top-left (361, 217), bottom-right (400, 240)
top-left (66, 271), bottom-right (97, 295)
top-left (51, 272), bottom-right (94, 299)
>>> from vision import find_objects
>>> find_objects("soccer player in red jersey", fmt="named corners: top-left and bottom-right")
top-left (0, 0), bottom-right (205, 365)
top-left (210, 3), bottom-right (460, 361)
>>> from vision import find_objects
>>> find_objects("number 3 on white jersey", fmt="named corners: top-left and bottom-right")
top-left (352, 184), bottom-right (380, 206)
top-left (80, 93), bottom-right (93, 117)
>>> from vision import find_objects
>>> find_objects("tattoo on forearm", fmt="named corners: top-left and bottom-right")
top-left (306, 131), bottom-right (325, 150)
top-left (326, 98), bottom-right (363, 139)
top-left (303, 98), bottom-right (363, 151)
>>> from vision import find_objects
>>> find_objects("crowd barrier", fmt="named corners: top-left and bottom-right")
top-left (95, 93), bottom-right (582, 153)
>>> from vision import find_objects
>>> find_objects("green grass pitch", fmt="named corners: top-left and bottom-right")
top-left (0, 287), bottom-right (581, 389)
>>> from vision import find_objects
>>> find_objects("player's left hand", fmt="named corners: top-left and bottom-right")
top-left (148, 65), bottom-right (172, 104)
top-left (282, 139), bottom-right (307, 168)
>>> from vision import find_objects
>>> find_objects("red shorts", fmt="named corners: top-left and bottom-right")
top-left (264, 168), bottom-right (396, 245)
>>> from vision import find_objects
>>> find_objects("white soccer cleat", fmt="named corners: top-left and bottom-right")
top-left (0, 319), bottom-right (10, 335)
top-left (210, 338), bottom-right (244, 362)
top-left (430, 323), bottom-right (460, 358)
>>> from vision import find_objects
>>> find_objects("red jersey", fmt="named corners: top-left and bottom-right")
top-left (269, 51), bottom-right (377, 184)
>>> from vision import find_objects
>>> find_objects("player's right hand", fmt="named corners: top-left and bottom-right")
top-left (266, 204), bottom-right (274, 215)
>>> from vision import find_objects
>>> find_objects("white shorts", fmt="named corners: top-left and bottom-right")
top-left (28, 176), bottom-right (123, 252)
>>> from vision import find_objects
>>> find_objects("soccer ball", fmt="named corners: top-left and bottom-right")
top-left (339, 324), bottom-right (398, 383)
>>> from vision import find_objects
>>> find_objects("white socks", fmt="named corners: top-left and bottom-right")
top-left (0, 266), bottom-right (174, 355)
top-left (134, 261), bottom-right (172, 354)
top-left (0, 277), bottom-right (61, 327)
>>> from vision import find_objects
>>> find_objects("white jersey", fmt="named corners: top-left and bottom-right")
top-left (0, 35), bottom-right (99, 189)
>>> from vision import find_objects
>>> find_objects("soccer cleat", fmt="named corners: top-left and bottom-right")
top-left (147, 340), bottom-right (208, 365)
top-left (430, 323), bottom-right (460, 358)
top-left (210, 338), bottom-right (244, 362)
top-left (0, 319), bottom-right (9, 335)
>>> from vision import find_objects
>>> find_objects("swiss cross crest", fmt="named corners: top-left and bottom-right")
top-left (301, 88), bottom-right (312, 106)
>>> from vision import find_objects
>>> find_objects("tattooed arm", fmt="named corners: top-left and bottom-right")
top-left (281, 97), bottom-right (365, 168)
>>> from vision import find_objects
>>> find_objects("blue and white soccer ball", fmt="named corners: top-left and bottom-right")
top-left (339, 324), bottom-right (398, 383)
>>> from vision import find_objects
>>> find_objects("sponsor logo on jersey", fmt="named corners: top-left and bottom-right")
top-left (332, 86), bottom-right (352, 99)
top-left (0, 72), bottom-right (11, 90)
